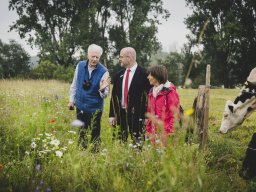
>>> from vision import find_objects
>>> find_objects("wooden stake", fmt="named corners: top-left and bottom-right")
top-left (196, 65), bottom-right (210, 150)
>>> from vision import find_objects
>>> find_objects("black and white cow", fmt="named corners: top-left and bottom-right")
top-left (219, 67), bottom-right (256, 134)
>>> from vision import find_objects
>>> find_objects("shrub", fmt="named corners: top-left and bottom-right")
top-left (53, 65), bottom-right (74, 83)
top-left (30, 60), bottom-right (57, 79)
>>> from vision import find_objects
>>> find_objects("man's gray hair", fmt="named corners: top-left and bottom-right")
top-left (88, 44), bottom-right (103, 56)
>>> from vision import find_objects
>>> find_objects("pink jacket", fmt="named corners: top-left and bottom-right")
top-left (146, 82), bottom-right (180, 136)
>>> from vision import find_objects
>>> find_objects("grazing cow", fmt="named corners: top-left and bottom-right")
top-left (219, 68), bottom-right (256, 134)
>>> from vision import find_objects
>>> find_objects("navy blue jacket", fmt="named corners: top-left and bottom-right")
top-left (75, 60), bottom-right (107, 113)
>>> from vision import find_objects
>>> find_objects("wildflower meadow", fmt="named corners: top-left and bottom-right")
top-left (1, 80), bottom-right (256, 191)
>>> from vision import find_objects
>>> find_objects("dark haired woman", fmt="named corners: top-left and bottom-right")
top-left (146, 65), bottom-right (180, 147)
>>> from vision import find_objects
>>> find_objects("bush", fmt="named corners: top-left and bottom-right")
top-left (30, 60), bottom-right (57, 79)
top-left (53, 65), bottom-right (74, 83)
top-left (30, 60), bottom-right (75, 82)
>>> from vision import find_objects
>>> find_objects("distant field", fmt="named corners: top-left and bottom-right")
top-left (1, 80), bottom-right (256, 191)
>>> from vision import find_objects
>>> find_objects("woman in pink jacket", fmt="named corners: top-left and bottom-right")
top-left (146, 65), bottom-right (180, 147)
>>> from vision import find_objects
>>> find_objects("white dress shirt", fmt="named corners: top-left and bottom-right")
top-left (121, 63), bottom-right (138, 107)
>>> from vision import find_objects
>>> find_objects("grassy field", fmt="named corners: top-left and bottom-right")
top-left (1, 79), bottom-right (256, 191)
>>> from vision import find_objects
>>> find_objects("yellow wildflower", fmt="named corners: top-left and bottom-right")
top-left (184, 108), bottom-right (194, 116)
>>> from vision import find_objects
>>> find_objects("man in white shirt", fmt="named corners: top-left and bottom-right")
top-left (69, 44), bottom-right (110, 151)
top-left (109, 47), bottom-right (151, 146)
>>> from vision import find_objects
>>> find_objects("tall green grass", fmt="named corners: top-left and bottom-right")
top-left (1, 80), bottom-right (256, 191)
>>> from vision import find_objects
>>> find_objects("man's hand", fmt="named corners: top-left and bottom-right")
top-left (100, 77), bottom-right (111, 92)
top-left (109, 117), bottom-right (116, 126)
top-left (68, 102), bottom-right (75, 110)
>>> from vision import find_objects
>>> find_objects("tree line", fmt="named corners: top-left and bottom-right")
top-left (184, 0), bottom-right (256, 87)
top-left (1, 0), bottom-right (255, 88)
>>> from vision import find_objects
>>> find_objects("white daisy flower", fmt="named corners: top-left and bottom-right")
top-left (50, 139), bottom-right (60, 147)
top-left (31, 142), bottom-right (37, 149)
top-left (45, 133), bottom-right (52, 137)
top-left (68, 130), bottom-right (76, 134)
top-left (55, 150), bottom-right (63, 157)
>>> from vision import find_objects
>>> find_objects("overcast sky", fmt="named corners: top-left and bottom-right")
top-left (0, 0), bottom-right (192, 56)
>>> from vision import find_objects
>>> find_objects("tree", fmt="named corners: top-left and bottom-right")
top-left (0, 39), bottom-right (30, 78)
top-left (9, 0), bottom-right (99, 67)
top-left (30, 60), bottom-right (57, 79)
top-left (157, 51), bottom-right (185, 86)
top-left (185, 0), bottom-right (256, 87)
top-left (9, 0), bottom-right (169, 68)
top-left (109, 0), bottom-right (170, 66)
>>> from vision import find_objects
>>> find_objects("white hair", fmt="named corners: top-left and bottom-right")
top-left (87, 44), bottom-right (103, 56)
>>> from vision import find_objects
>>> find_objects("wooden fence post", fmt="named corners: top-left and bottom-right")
top-left (196, 65), bottom-right (210, 150)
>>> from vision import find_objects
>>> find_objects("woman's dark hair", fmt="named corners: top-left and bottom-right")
top-left (147, 65), bottom-right (168, 84)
